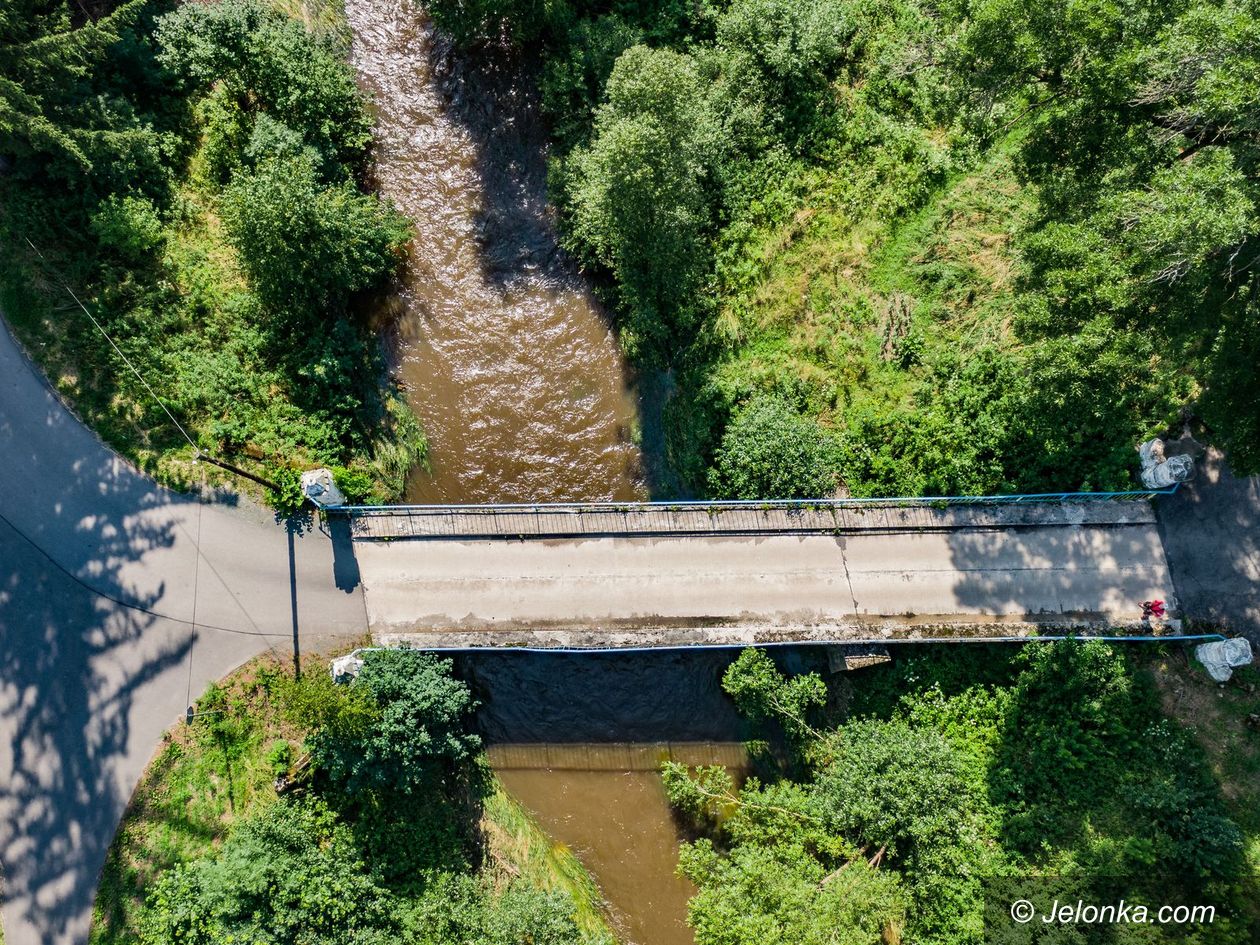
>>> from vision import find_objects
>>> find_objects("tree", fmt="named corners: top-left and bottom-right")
top-left (713, 0), bottom-right (852, 147)
top-left (565, 45), bottom-right (718, 360)
top-left (141, 799), bottom-right (400, 945)
top-left (960, 0), bottom-right (1260, 472)
top-left (308, 650), bottom-right (482, 797)
top-left (721, 647), bottom-right (826, 742)
top-left (708, 395), bottom-right (841, 499)
top-left (0, 0), bottom-right (168, 186)
top-left (679, 836), bottom-right (906, 945)
top-left (426, 0), bottom-right (547, 46)
top-left (812, 720), bottom-right (999, 940)
top-left (403, 872), bottom-right (590, 945)
top-left (221, 156), bottom-right (410, 321)
top-left (156, 0), bottom-right (372, 179)
top-left (1, 0), bottom-right (130, 171)
top-left (814, 719), bottom-right (994, 872)
top-left (540, 14), bottom-right (643, 152)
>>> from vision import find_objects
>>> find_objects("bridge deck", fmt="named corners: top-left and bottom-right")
top-left (349, 501), bottom-right (1178, 650)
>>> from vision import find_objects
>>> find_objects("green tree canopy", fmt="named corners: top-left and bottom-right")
top-left (961, 0), bottom-right (1260, 471)
top-left (308, 650), bottom-right (482, 797)
top-left (679, 835), bottom-right (907, 945)
top-left (708, 396), bottom-right (842, 499)
top-left (0, 0), bottom-right (167, 185)
top-left (565, 45), bottom-right (718, 359)
top-left (156, 0), bottom-right (371, 179)
top-left (221, 156), bottom-right (410, 321)
top-left (141, 799), bottom-right (400, 945)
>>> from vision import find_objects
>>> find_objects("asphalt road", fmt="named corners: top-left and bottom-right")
top-left (1158, 445), bottom-right (1260, 645)
top-left (0, 320), bottom-right (368, 945)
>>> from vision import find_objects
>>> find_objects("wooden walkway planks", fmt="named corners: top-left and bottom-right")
top-left (344, 499), bottom-right (1158, 541)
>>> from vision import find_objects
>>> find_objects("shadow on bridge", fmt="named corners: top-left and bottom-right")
top-left (944, 517), bottom-right (1172, 628)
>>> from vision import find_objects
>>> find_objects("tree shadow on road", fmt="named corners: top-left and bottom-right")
top-left (0, 510), bottom-right (190, 944)
top-left (0, 328), bottom-right (199, 944)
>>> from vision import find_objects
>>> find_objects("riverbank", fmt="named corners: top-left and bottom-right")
top-left (90, 652), bottom-right (616, 944)
top-left (1145, 650), bottom-right (1260, 901)
top-left (662, 642), bottom-right (1260, 944)
top-left (0, 0), bottom-right (423, 510)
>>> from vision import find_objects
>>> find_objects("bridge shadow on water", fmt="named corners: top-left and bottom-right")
top-left (455, 647), bottom-right (838, 745)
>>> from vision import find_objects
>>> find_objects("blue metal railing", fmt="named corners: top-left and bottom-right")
top-left (337, 483), bottom-right (1179, 515)
top-left (336, 630), bottom-right (1222, 659)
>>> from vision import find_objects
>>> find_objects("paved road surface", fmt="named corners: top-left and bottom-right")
top-left (0, 320), bottom-right (368, 945)
top-left (1159, 446), bottom-right (1260, 645)
top-left (358, 521), bottom-right (1177, 648)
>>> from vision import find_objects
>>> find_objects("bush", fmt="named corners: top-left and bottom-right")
top-left (564, 45), bottom-right (718, 360)
top-left (156, 0), bottom-right (372, 176)
top-left (91, 195), bottom-right (165, 263)
top-left (141, 799), bottom-right (400, 945)
top-left (221, 157), bottom-right (410, 321)
top-left (308, 650), bottom-right (482, 797)
top-left (708, 396), bottom-right (841, 499)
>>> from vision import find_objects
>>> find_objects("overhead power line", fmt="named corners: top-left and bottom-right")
top-left (24, 235), bottom-right (200, 453)
top-left (21, 236), bottom-right (279, 491)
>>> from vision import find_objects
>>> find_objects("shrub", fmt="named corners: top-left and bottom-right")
top-left (91, 195), bottom-right (165, 263)
top-left (708, 396), bottom-right (841, 499)
top-left (221, 157), bottom-right (410, 321)
top-left (141, 799), bottom-right (400, 945)
top-left (308, 650), bottom-right (482, 797)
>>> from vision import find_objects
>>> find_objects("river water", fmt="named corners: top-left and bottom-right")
top-left (344, 3), bottom-right (721, 940)
top-left (345, 0), bottom-right (646, 503)
top-left (459, 651), bottom-right (750, 945)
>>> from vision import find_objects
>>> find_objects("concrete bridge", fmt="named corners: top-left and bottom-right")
top-left (342, 496), bottom-right (1181, 649)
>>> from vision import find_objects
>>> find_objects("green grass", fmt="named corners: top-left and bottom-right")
top-left (271, 0), bottom-right (353, 53)
top-left (91, 657), bottom-right (299, 945)
top-left (667, 142), bottom-right (1038, 495)
top-left (711, 145), bottom-right (1027, 424)
top-left (482, 790), bottom-right (616, 942)
top-left (1143, 650), bottom-right (1260, 892)
top-left (90, 653), bottom-right (617, 944)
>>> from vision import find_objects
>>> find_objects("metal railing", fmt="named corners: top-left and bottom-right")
top-left (339, 484), bottom-right (1179, 517)
top-left (336, 485), bottom-right (1179, 540)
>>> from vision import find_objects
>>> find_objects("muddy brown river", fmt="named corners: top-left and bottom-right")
top-left (345, 0), bottom-right (646, 503)
top-left (344, 3), bottom-right (727, 940)
top-left (459, 651), bottom-right (752, 945)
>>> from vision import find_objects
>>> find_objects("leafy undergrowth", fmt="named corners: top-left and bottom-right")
top-left (684, 145), bottom-right (1040, 497)
top-left (1144, 648), bottom-right (1260, 919)
top-left (91, 652), bottom-right (616, 945)
top-left (666, 642), bottom-right (1259, 945)
top-left (1, 0), bottom-right (424, 512)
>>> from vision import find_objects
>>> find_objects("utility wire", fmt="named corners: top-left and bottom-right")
top-left (22, 236), bottom-right (281, 491)
top-left (185, 494), bottom-right (205, 711)
top-left (23, 235), bottom-right (200, 454)
top-left (0, 505), bottom-right (288, 639)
